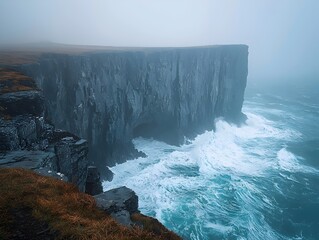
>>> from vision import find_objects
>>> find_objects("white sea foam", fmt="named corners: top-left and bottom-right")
top-left (205, 222), bottom-right (233, 233)
top-left (103, 110), bottom-right (309, 240)
top-left (277, 148), bottom-right (318, 174)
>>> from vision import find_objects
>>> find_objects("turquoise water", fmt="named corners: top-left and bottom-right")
top-left (104, 80), bottom-right (319, 240)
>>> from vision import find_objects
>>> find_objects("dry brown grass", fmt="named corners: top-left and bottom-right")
top-left (0, 168), bottom-right (181, 240)
top-left (131, 213), bottom-right (181, 240)
top-left (0, 52), bottom-right (39, 66)
top-left (0, 68), bottom-right (38, 93)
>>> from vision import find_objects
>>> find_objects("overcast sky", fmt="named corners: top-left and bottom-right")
top-left (0, 0), bottom-right (318, 81)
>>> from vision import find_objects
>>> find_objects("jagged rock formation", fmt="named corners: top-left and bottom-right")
top-left (8, 45), bottom-right (248, 173)
top-left (0, 68), bottom-right (89, 191)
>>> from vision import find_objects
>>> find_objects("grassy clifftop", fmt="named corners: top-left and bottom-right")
top-left (0, 168), bottom-right (180, 240)
top-left (0, 68), bottom-right (38, 94)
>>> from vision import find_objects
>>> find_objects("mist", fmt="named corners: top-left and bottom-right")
top-left (0, 0), bottom-right (319, 81)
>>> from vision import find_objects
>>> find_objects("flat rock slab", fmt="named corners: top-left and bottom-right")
top-left (0, 150), bottom-right (55, 169)
top-left (0, 151), bottom-right (68, 181)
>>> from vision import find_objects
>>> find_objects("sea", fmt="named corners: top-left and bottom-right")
top-left (103, 79), bottom-right (319, 240)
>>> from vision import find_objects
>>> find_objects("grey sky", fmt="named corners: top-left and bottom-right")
top-left (0, 0), bottom-right (318, 80)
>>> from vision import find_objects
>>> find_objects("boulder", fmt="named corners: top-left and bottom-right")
top-left (94, 186), bottom-right (139, 226)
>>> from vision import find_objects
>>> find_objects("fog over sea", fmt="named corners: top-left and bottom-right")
top-left (104, 79), bottom-right (319, 240)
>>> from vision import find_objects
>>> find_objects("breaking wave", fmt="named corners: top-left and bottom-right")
top-left (104, 93), bottom-right (318, 240)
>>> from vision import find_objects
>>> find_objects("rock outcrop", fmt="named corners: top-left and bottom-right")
top-left (0, 68), bottom-right (91, 191)
top-left (94, 186), bottom-right (139, 226)
top-left (12, 45), bottom-right (248, 173)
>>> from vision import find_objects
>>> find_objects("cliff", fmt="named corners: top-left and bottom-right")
top-left (0, 68), bottom-right (181, 238)
top-left (8, 45), bottom-right (248, 172)
top-left (0, 68), bottom-right (91, 191)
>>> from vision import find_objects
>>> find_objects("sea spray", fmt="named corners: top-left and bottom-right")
top-left (104, 87), bottom-right (319, 240)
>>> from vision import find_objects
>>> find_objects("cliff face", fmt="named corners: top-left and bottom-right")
top-left (0, 68), bottom-right (90, 191)
top-left (16, 45), bottom-right (248, 170)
